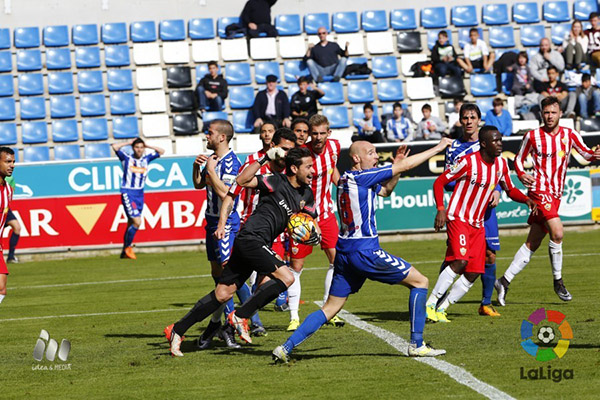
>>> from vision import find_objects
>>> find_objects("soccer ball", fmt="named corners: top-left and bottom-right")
top-left (287, 213), bottom-right (315, 243)
top-left (537, 326), bottom-right (555, 344)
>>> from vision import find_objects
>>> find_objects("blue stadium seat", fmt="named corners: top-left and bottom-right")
top-left (458, 27), bottom-right (482, 48)
top-left (113, 116), bottom-right (139, 138)
top-left (0, 28), bottom-right (9, 49)
top-left (72, 24), bottom-right (99, 45)
top-left (160, 19), bottom-right (186, 41)
top-left (421, 7), bottom-right (448, 29)
top-left (18, 73), bottom-right (44, 96)
top-left (287, 83), bottom-right (299, 101)
top-left (526, 47), bottom-right (540, 60)
top-left (110, 92), bottom-right (136, 115)
top-left (275, 14), bottom-right (302, 36)
top-left (574, 0), bottom-right (598, 20)
top-left (203, 111), bottom-right (228, 123)
top-left (54, 144), bottom-right (81, 161)
top-left (283, 60), bottom-right (310, 83)
top-left (82, 118), bottom-right (109, 140)
top-left (543, 1), bottom-right (570, 22)
top-left (105, 45), bottom-right (130, 67)
top-left (347, 81), bottom-right (374, 103)
top-left (513, 2), bottom-right (541, 23)
top-left (46, 48), bottom-right (71, 70)
top-left (84, 142), bottom-right (111, 158)
top-left (75, 47), bottom-right (101, 68)
top-left (218, 17), bottom-right (243, 38)
top-left (520, 25), bottom-right (545, 47)
top-left (0, 123), bottom-right (17, 144)
top-left (501, 72), bottom-right (514, 95)
top-left (52, 119), bottom-right (79, 142)
top-left (189, 18), bottom-right (215, 39)
top-left (0, 98), bottom-right (16, 120)
top-left (195, 64), bottom-right (221, 82)
top-left (0, 75), bottom-right (13, 96)
top-left (229, 86), bottom-right (255, 109)
top-left (107, 69), bottom-right (133, 91)
top-left (489, 26), bottom-right (516, 48)
top-left (322, 106), bottom-right (349, 128)
top-left (483, 4), bottom-right (510, 25)
top-left (390, 9), bottom-right (417, 30)
top-left (14, 27), bottom-right (40, 48)
top-left (16, 49), bottom-right (42, 71)
top-left (225, 63), bottom-right (252, 85)
top-left (345, 57), bottom-right (370, 80)
top-left (452, 6), bottom-right (478, 27)
top-left (304, 13), bottom-right (330, 34)
top-left (318, 82), bottom-right (344, 105)
top-left (333, 12), bottom-right (359, 33)
top-left (352, 104), bottom-right (379, 127)
top-left (50, 95), bottom-right (76, 118)
top-left (372, 56), bottom-right (398, 78)
top-left (48, 72), bottom-right (73, 94)
top-left (0, 51), bottom-right (11, 72)
top-left (24, 146), bottom-right (50, 162)
top-left (43, 25), bottom-right (69, 47)
top-left (233, 110), bottom-right (254, 133)
top-left (477, 98), bottom-right (495, 120)
top-left (470, 74), bottom-right (498, 96)
top-left (377, 79), bottom-right (404, 101)
top-left (78, 70), bottom-right (104, 93)
top-left (20, 97), bottom-right (46, 119)
top-left (22, 121), bottom-right (48, 143)
top-left (80, 94), bottom-right (106, 117)
top-left (11, 147), bottom-right (18, 162)
top-left (551, 23), bottom-right (571, 45)
top-left (130, 21), bottom-right (157, 42)
top-left (254, 61), bottom-right (280, 84)
top-left (102, 22), bottom-right (128, 44)
top-left (428, 29), bottom-right (454, 50)
top-left (362, 10), bottom-right (388, 32)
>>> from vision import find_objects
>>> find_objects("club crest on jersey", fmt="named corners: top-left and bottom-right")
top-left (291, 246), bottom-right (299, 255)
top-left (299, 200), bottom-right (306, 209)
top-left (562, 136), bottom-right (568, 145)
top-left (544, 203), bottom-right (552, 211)
top-left (460, 247), bottom-right (467, 256)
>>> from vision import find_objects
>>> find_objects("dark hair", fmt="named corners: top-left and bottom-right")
top-left (260, 122), bottom-right (277, 132)
top-left (393, 102), bottom-right (403, 110)
top-left (207, 61), bottom-right (218, 68)
top-left (459, 102), bottom-right (482, 119)
top-left (297, 76), bottom-right (310, 84)
top-left (479, 125), bottom-right (499, 143)
top-left (453, 97), bottom-right (464, 105)
top-left (518, 50), bottom-right (528, 62)
top-left (363, 103), bottom-right (373, 112)
top-left (541, 96), bottom-right (560, 109)
top-left (492, 97), bottom-right (503, 107)
top-left (469, 27), bottom-right (479, 35)
top-left (547, 65), bottom-right (558, 74)
top-left (0, 147), bottom-right (14, 157)
top-left (285, 147), bottom-right (311, 177)
top-left (590, 12), bottom-right (599, 20)
top-left (291, 117), bottom-right (309, 130)
top-left (438, 30), bottom-right (448, 37)
top-left (582, 73), bottom-right (591, 82)
top-left (422, 103), bottom-right (432, 112)
top-left (210, 119), bottom-right (234, 142)
top-left (273, 127), bottom-right (297, 145)
top-left (132, 138), bottom-right (145, 147)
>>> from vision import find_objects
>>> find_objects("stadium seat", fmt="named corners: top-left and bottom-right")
top-left (0, 28), bottom-right (9, 49)
top-left (304, 13), bottom-right (330, 34)
top-left (221, 38), bottom-right (249, 61)
top-left (377, 79), bottom-right (404, 101)
top-left (0, 75), bottom-right (13, 96)
top-left (551, 23), bottom-right (571, 45)
top-left (283, 60), bottom-right (310, 83)
top-left (105, 45), bottom-right (130, 67)
top-left (160, 19), bottom-right (186, 41)
top-left (345, 57), bottom-right (370, 80)
top-left (318, 82), bottom-right (344, 105)
top-left (133, 42), bottom-right (160, 65)
top-left (166, 66), bottom-right (191, 88)
top-left (0, 51), bottom-right (11, 72)
top-left (543, 1), bottom-right (570, 22)
top-left (232, 110), bottom-right (254, 133)
top-left (390, 9), bottom-right (417, 30)
top-left (396, 32), bottom-right (422, 52)
top-left (24, 146), bottom-right (50, 162)
top-left (525, 47), bottom-right (540, 60)
top-left (196, 64), bottom-right (221, 82)
top-left (203, 111), bottom-right (228, 123)
top-left (406, 77), bottom-right (435, 100)
top-left (322, 106), bottom-right (349, 128)
top-left (513, 2), bottom-right (540, 23)
top-left (130, 21), bottom-right (157, 42)
top-left (580, 117), bottom-right (600, 132)
top-left (501, 72), bottom-right (514, 95)
top-left (22, 121), bottom-right (48, 143)
top-left (218, 17), bottom-right (243, 39)
top-left (470, 74), bottom-right (498, 96)
top-left (102, 22), bottom-right (128, 44)
top-left (0, 98), bottom-right (16, 120)
top-left (401, 54), bottom-right (428, 76)
top-left (236, 134), bottom-right (262, 151)
top-left (250, 37), bottom-right (277, 60)
top-left (173, 113), bottom-right (198, 135)
top-left (78, 70), bottom-right (104, 93)
top-left (84, 142), bottom-right (111, 159)
top-left (107, 69), bottom-right (134, 91)
top-left (188, 18), bottom-right (215, 39)
top-left (347, 81), bottom-right (374, 103)
top-left (82, 118), bottom-right (109, 140)
top-left (16, 49), bottom-right (42, 71)
top-left (52, 119), bottom-right (79, 142)
top-left (169, 90), bottom-right (195, 112)
top-left (366, 32), bottom-right (393, 54)
top-left (421, 7), bottom-right (448, 29)
top-left (136, 66), bottom-right (164, 89)
top-left (18, 73), bottom-right (44, 96)
top-left (0, 123), bottom-right (17, 144)
top-left (337, 33), bottom-right (365, 56)
top-left (72, 24), bottom-right (99, 45)
top-left (255, 61), bottom-right (280, 84)
top-left (275, 14), bottom-right (302, 36)
top-left (278, 36), bottom-right (306, 59)
top-left (46, 48), bottom-right (71, 70)
top-left (191, 40), bottom-right (219, 63)
top-left (489, 26), bottom-right (516, 48)
top-left (43, 25), bottom-right (69, 47)
top-left (142, 114), bottom-right (170, 137)
top-left (162, 41), bottom-right (190, 64)
top-left (287, 84), bottom-right (300, 100)
top-left (439, 76), bottom-right (466, 98)
top-left (451, 6), bottom-right (478, 27)
top-left (110, 92), bottom-right (136, 115)
top-left (80, 94), bottom-right (106, 116)
top-left (362, 10), bottom-right (388, 32)
top-left (458, 27), bottom-right (483, 48)
top-left (113, 116), bottom-right (139, 139)
top-left (371, 56), bottom-right (398, 78)
top-left (50, 95), bottom-right (76, 118)
top-left (428, 29), bottom-right (453, 50)
top-left (75, 46), bottom-right (101, 68)
top-left (483, 4), bottom-right (510, 25)
top-left (520, 25), bottom-right (546, 47)
top-left (229, 86), bottom-right (255, 109)
top-left (175, 136), bottom-right (204, 155)
top-left (20, 97), bottom-right (46, 119)
top-left (54, 144), bottom-right (81, 161)
top-left (333, 12), bottom-right (359, 33)
top-left (139, 90), bottom-right (166, 113)
top-left (14, 27), bottom-right (40, 48)
top-left (574, 0), bottom-right (598, 21)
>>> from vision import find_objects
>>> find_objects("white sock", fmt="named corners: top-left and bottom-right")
top-left (323, 264), bottom-right (334, 304)
top-left (288, 269), bottom-right (302, 321)
top-left (210, 303), bottom-right (226, 323)
top-left (438, 275), bottom-right (475, 310)
top-left (504, 243), bottom-right (534, 282)
top-left (0, 294), bottom-right (4, 304)
top-left (548, 240), bottom-right (563, 280)
top-left (248, 271), bottom-right (257, 290)
top-left (427, 266), bottom-right (458, 306)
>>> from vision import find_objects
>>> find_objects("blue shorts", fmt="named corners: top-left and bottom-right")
top-left (329, 248), bottom-right (412, 298)
top-left (121, 190), bottom-right (144, 219)
top-left (205, 215), bottom-right (239, 264)
top-left (484, 207), bottom-right (500, 251)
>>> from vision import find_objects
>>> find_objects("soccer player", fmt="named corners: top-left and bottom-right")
top-left (165, 147), bottom-right (318, 356)
top-left (426, 126), bottom-right (536, 322)
top-left (495, 96), bottom-right (600, 304)
top-left (111, 138), bottom-right (164, 259)
top-left (0, 147), bottom-right (15, 305)
top-left (5, 176), bottom-right (21, 263)
top-left (272, 138), bottom-right (452, 363)
top-left (291, 118), bottom-right (310, 146)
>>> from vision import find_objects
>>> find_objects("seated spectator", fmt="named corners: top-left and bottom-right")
top-left (585, 12), bottom-right (600, 71)
top-left (305, 27), bottom-right (348, 82)
top-left (252, 74), bottom-right (291, 130)
top-left (416, 103), bottom-right (446, 140)
top-left (540, 66), bottom-right (576, 117)
top-left (431, 30), bottom-right (461, 78)
top-left (511, 51), bottom-right (534, 95)
top-left (447, 98), bottom-right (464, 139)
top-left (386, 102), bottom-right (413, 142)
top-left (559, 20), bottom-right (588, 70)
top-left (457, 28), bottom-right (494, 73)
top-left (576, 73), bottom-right (600, 118)
top-left (353, 103), bottom-right (384, 143)
top-left (493, 50), bottom-right (518, 93)
top-left (290, 76), bottom-right (324, 120)
top-left (291, 117), bottom-right (310, 145)
top-left (530, 38), bottom-right (565, 93)
top-left (195, 61), bottom-right (228, 113)
top-left (239, 0), bottom-right (278, 38)
top-left (484, 98), bottom-right (513, 136)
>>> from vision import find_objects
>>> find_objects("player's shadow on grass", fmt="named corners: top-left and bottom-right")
top-left (105, 333), bottom-right (164, 339)
top-left (169, 303), bottom-right (196, 308)
top-left (351, 310), bottom-right (410, 322)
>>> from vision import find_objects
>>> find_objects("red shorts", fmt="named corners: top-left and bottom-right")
top-left (0, 251), bottom-right (8, 275)
top-left (527, 192), bottom-right (561, 228)
top-left (290, 215), bottom-right (339, 260)
top-left (272, 239), bottom-right (286, 260)
top-left (445, 219), bottom-right (485, 274)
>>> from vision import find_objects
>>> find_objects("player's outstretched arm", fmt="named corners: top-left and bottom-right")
top-left (379, 145), bottom-right (409, 197)
top-left (391, 138), bottom-right (452, 175)
top-left (215, 193), bottom-right (235, 239)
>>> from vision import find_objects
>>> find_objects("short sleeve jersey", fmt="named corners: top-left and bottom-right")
top-left (117, 150), bottom-right (160, 191)
top-left (202, 150), bottom-right (242, 218)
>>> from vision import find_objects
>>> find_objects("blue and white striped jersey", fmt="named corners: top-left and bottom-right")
top-left (444, 137), bottom-right (480, 192)
top-left (336, 165), bottom-right (393, 253)
top-left (116, 150), bottom-right (160, 191)
top-left (202, 150), bottom-right (241, 219)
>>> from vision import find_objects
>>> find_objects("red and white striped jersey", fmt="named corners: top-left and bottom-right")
top-left (231, 149), bottom-right (270, 224)
top-left (0, 179), bottom-right (13, 238)
top-left (515, 127), bottom-right (595, 199)
top-left (306, 139), bottom-right (340, 221)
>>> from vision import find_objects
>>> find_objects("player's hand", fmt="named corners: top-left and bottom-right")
top-left (195, 154), bottom-right (209, 166)
top-left (214, 225), bottom-right (226, 240)
top-left (206, 154), bottom-right (218, 170)
top-left (519, 173), bottom-right (535, 189)
top-left (254, 118), bottom-right (264, 128)
top-left (593, 145), bottom-right (600, 160)
top-left (489, 190), bottom-right (501, 208)
top-left (394, 145), bottom-right (410, 163)
top-left (266, 146), bottom-right (286, 160)
top-left (436, 137), bottom-right (453, 151)
top-left (434, 210), bottom-right (446, 232)
top-left (525, 198), bottom-right (538, 215)
top-left (304, 226), bottom-right (322, 246)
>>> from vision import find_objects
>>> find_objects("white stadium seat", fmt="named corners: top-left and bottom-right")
top-left (192, 40), bottom-right (220, 63)
top-left (278, 36), bottom-right (306, 59)
top-left (139, 89), bottom-right (167, 113)
top-left (133, 42), bottom-right (161, 65)
top-left (235, 134), bottom-right (262, 151)
top-left (336, 33), bottom-right (364, 56)
top-left (162, 41), bottom-right (190, 64)
top-left (512, 119), bottom-right (539, 134)
top-left (136, 66), bottom-right (164, 89)
top-left (307, 34), bottom-right (335, 45)
top-left (142, 114), bottom-right (170, 137)
top-left (175, 137), bottom-right (204, 155)
top-left (145, 138), bottom-right (173, 155)
top-left (329, 129), bottom-right (353, 149)
top-left (401, 54), bottom-right (428, 77)
top-left (406, 77), bottom-right (435, 100)
top-left (366, 32), bottom-right (394, 54)
top-left (250, 37), bottom-right (277, 60)
top-left (221, 38), bottom-right (249, 61)
top-left (559, 118), bottom-right (574, 130)
top-left (411, 100), bottom-right (440, 123)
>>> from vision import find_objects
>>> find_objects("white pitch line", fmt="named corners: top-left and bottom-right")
top-left (0, 308), bottom-right (182, 323)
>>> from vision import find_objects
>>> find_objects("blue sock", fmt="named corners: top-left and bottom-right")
top-left (224, 298), bottom-right (235, 316)
top-left (409, 288), bottom-right (427, 347)
top-left (236, 283), bottom-right (263, 326)
top-left (124, 225), bottom-right (138, 248)
top-left (283, 309), bottom-right (328, 354)
top-left (481, 263), bottom-right (496, 305)
top-left (275, 290), bottom-right (288, 307)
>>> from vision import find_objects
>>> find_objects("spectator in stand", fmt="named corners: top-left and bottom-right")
top-left (530, 38), bottom-right (565, 93)
top-left (540, 66), bottom-right (576, 117)
top-left (511, 51), bottom-right (535, 95)
top-left (447, 98), bottom-right (464, 139)
top-left (585, 12), bottom-right (600, 71)
top-left (353, 103), bottom-right (384, 143)
top-left (305, 27), bottom-right (349, 82)
top-left (484, 98), bottom-right (513, 136)
top-left (457, 28), bottom-right (494, 73)
top-left (559, 20), bottom-right (588, 70)
top-left (239, 0), bottom-right (278, 38)
top-left (195, 61), bottom-right (228, 114)
top-left (290, 76), bottom-right (324, 120)
top-left (386, 102), bottom-right (413, 142)
top-left (576, 73), bottom-right (600, 118)
top-left (252, 74), bottom-right (291, 130)
top-left (431, 30), bottom-right (461, 78)
top-left (416, 103), bottom-right (446, 140)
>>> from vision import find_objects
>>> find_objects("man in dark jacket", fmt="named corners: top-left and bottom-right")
top-left (290, 76), bottom-right (324, 119)
top-left (431, 31), bottom-right (461, 78)
top-left (240, 0), bottom-right (278, 38)
top-left (252, 74), bottom-right (291, 130)
top-left (196, 61), bottom-right (228, 113)
top-left (305, 27), bottom-right (349, 82)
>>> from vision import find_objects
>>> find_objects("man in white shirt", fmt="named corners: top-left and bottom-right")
top-left (252, 74), bottom-right (291, 130)
top-left (457, 28), bottom-right (494, 73)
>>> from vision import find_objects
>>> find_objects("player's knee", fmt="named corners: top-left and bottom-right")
top-left (214, 285), bottom-right (234, 303)
top-left (280, 273), bottom-right (295, 287)
top-left (418, 275), bottom-right (429, 289)
top-left (0, 286), bottom-right (6, 295)
top-left (550, 229), bottom-right (563, 244)
top-left (464, 272), bottom-right (479, 283)
top-left (12, 225), bottom-right (21, 235)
